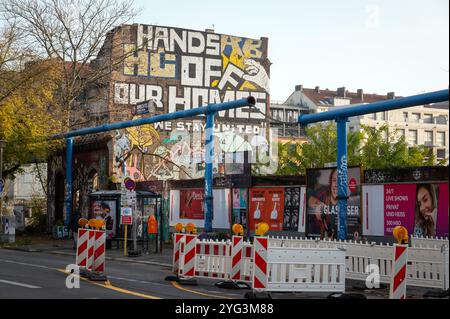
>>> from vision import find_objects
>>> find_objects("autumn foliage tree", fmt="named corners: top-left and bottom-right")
top-left (1, 0), bottom-right (137, 178)
top-left (1, 27), bottom-right (64, 178)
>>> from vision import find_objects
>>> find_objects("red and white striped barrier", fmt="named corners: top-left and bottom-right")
top-left (231, 236), bottom-right (244, 281)
top-left (390, 244), bottom-right (408, 299)
top-left (230, 236), bottom-right (253, 282)
top-left (172, 233), bottom-right (185, 274)
top-left (195, 240), bottom-right (230, 279)
top-left (93, 230), bottom-right (106, 273)
top-left (76, 229), bottom-right (90, 268)
top-left (252, 237), bottom-right (269, 292)
top-left (86, 230), bottom-right (95, 270)
top-left (179, 234), bottom-right (197, 278)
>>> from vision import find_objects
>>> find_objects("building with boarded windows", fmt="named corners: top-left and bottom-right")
top-left (47, 24), bottom-right (272, 231)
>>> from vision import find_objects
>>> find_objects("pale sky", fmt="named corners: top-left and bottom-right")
top-left (131, 0), bottom-right (449, 101)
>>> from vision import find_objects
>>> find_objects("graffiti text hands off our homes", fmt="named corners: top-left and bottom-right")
top-left (114, 25), bottom-right (269, 120)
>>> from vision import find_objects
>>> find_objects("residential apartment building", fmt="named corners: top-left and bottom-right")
top-left (269, 100), bottom-right (309, 143)
top-left (282, 85), bottom-right (449, 161)
top-left (5, 163), bottom-right (47, 230)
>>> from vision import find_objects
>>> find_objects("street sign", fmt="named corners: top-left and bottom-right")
top-left (121, 207), bottom-right (133, 225)
top-left (135, 100), bottom-right (151, 115)
top-left (124, 177), bottom-right (136, 191)
top-left (126, 190), bottom-right (136, 206)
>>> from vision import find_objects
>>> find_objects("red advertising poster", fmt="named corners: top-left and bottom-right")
top-left (384, 184), bottom-right (416, 236)
top-left (249, 188), bottom-right (284, 232)
top-left (249, 189), bottom-right (266, 232)
top-left (436, 183), bottom-right (449, 237)
top-left (180, 189), bottom-right (204, 220)
top-left (266, 189), bottom-right (284, 231)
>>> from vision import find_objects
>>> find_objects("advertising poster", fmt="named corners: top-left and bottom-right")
top-left (90, 200), bottom-right (117, 238)
top-left (383, 183), bottom-right (449, 237)
top-left (283, 187), bottom-right (300, 231)
top-left (412, 183), bottom-right (448, 238)
top-left (180, 189), bottom-right (204, 220)
top-left (384, 184), bottom-right (416, 236)
top-left (170, 189), bottom-right (231, 229)
top-left (436, 183), bottom-right (449, 237)
top-left (249, 188), bottom-right (284, 232)
top-left (364, 182), bottom-right (449, 237)
top-left (232, 188), bottom-right (248, 230)
top-left (306, 167), bottom-right (361, 239)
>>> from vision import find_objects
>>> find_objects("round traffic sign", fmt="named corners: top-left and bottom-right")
top-left (124, 177), bottom-right (136, 191)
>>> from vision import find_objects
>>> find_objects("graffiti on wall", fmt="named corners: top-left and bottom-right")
top-left (112, 121), bottom-right (279, 181)
top-left (104, 24), bottom-right (276, 181)
top-left (113, 25), bottom-right (269, 133)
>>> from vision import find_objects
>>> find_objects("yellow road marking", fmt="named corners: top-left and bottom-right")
top-left (58, 269), bottom-right (161, 299)
top-left (170, 281), bottom-right (233, 299)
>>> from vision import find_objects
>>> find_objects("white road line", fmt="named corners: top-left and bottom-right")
top-left (0, 258), bottom-right (56, 270)
top-left (0, 279), bottom-right (41, 289)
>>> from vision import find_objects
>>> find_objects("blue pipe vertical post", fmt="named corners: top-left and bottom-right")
top-left (64, 137), bottom-right (73, 226)
top-left (336, 118), bottom-right (348, 240)
top-left (204, 112), bottom-right (215, 233)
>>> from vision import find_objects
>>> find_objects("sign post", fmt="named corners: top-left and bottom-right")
top-left (121, 207), bottom-right (133, 256)
top-left (123, 177), bottom-right (139, 255)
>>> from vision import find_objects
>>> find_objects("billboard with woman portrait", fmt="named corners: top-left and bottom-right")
top-left (90, 200), bottom-right (117, 238)
top-left (306, 167), bottom-right (362, 239)
top-left (364, 182), bottom-right (449, 237)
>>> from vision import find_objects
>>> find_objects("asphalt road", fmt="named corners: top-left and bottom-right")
top-left (0, 248), bottom-right (440, 300)
top-left (0, 248), bottom-right (250, 299)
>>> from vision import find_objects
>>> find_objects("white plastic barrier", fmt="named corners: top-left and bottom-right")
top-left (249, 237), bottom-right (346, 293)
top-left (444, 246), bottom-right (449, 291)
top-left (407, 245), bottom-right (449, 290)
top-left (195, 239), bottom-right (231, 279)
top-left (410, 236), bottom-right (449, 249)
top-left (265, 245), bottom-right (346, 293)
top-left (176, 236), bottom-right (254, 282)
top-left (268, 236), bottom-right (449, 290)
top-left (241, 241), bottom-right (254, 282)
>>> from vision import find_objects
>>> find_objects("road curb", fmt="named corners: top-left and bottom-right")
top-left (2, 246), bottom-right (42, 252)
top-left (48, 250), bottom-right (172, 268)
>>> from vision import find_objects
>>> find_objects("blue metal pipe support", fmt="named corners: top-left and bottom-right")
top-left (58, 97), bottom-right (256, 233)
top-left (298, 89), bottom-right (449, 240)
top-left (64, 137), bottom-right (73, 226)
top-left (58, 97), bottom-right (256, 139)
top-left (336, 118), bottom-right (348, 240)
top-left (204, 112), bottom-right (215, 232)
top-left (298, 89), bottom-right (449, 125)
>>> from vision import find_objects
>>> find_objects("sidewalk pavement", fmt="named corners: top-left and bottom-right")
top-left (2, 238), bottom-right (174, 268)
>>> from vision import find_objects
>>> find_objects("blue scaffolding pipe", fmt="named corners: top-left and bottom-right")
top-left (297, 89), bottom-right (449, 240)
top-left (298, 89), bottom-right (449, 125)
top-left (204, 113), bottom-right (215, 232)
top-left (64, 137), bottom-right (73, 226)
top-left (61, 97), bottom-right (256, 231)
top-left (57, 97), bottom-right (256, 139)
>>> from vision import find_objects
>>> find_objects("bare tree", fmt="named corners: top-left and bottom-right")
top-left (1, 0), bottom-right (137, 129)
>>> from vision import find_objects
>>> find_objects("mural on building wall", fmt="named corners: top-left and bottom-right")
top-left (107, 25), bottom-right (272, 182)
top-left (114, 25), bottom-right (269, 118)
